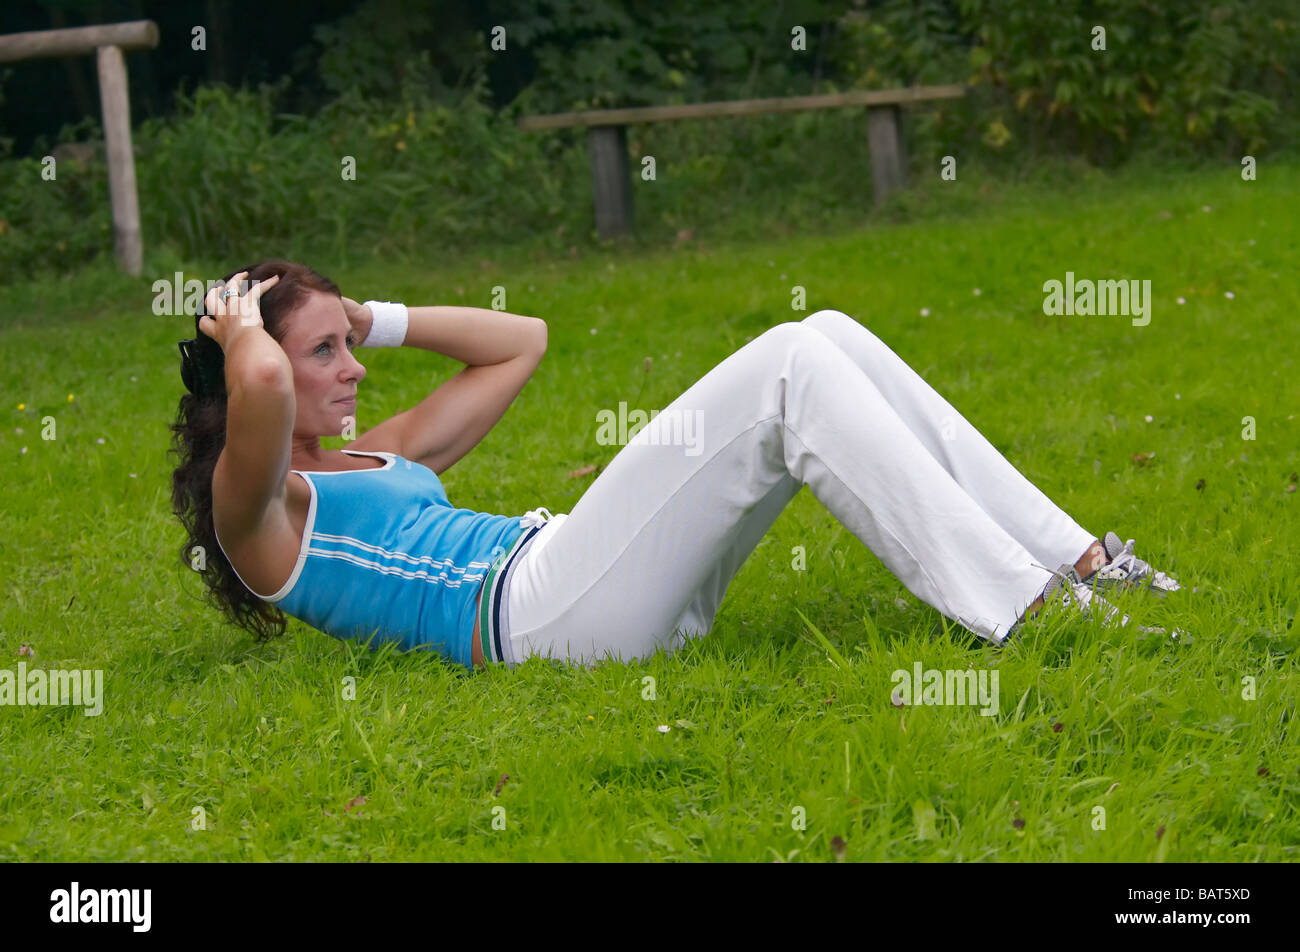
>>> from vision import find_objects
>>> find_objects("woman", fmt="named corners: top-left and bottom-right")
top-left (171, 260), bottom-right (1179, 673)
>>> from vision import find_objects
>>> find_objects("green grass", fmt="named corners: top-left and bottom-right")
top-left (0, 158), bottom-right (1296, 861)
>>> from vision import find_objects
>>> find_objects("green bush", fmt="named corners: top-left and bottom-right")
top-left (0, 76), bottom-right (594, 280)
top-left (827, 0), bottom-right (1299, 164)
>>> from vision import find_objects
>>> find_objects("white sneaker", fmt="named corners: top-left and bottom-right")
top-left (1082, 531), bottom-right (1181, 596)
top-left (1004, 563), bottom-right (1129, 642)
top-left (1040, 563), bottom-right (1130, 626)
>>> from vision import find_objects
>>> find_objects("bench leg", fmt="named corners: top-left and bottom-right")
top-left (867, 105), bottom-right (907, 206)
top-left (588, 125), bottom-right (633, 240)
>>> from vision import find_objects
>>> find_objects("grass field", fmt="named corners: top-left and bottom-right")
top-left (0, 158), bottom-right (1296, 861)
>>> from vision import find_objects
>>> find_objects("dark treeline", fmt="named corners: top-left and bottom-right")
top-left (0, 0), bottom-right (854, 159)
top-left (2, 0), bottom-right (346, 156)
top-left (3, 0), bottom-right (1297, 164)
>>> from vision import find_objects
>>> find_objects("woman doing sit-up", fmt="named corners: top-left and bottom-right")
top-left (170, 260), bottom-right (1179, 673)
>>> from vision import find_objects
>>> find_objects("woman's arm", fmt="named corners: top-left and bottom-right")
top-left (217, 329), bottom-right (294, 519)
top-left (403, 305), bottom-right (548, 364)
top-left (352, 306), bottom-right (547, 475)
top-left (202, 275), bottom-right (295, 540)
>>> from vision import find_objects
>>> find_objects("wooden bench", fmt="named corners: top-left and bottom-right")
top-left (518, 84), bottom-right (965, 240)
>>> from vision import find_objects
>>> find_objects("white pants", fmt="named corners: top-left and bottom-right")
top-left (501, 309), bottom-right (1096, 668)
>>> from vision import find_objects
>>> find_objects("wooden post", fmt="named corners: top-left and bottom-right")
top-left (588, 125), bottom-right (633, 240)
top-left (867, 105), bottom-right (906, 206)
top-left (96, 44), bottom-right (142, 276)
top-left (0, 20), bottom-right (158, 277)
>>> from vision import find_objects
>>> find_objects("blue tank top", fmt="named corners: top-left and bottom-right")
top-left (216, 450), bottom-right (530, 669)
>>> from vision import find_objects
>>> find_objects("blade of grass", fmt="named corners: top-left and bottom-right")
top-left (793, 606), bottom-right (850, 669)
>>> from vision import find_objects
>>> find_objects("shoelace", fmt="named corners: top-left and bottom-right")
top-left (519, 507), bottom-right (553, 529)
top-left (1106, 539), bottom-right (1148, 581)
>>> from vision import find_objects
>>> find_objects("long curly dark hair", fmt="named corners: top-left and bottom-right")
top-left (169, 259), bottom-right (342, 642)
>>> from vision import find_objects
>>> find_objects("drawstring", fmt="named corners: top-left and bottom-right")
top-left (519, 507), bottom-right (553, 529)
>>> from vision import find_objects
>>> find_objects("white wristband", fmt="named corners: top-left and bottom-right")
top-left (360, 300), bottom-right (409, 348)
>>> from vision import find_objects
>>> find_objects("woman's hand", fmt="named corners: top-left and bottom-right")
top-left (198, 271), bottom-right (280, 353)
top-left (341, 296), bottom-right (374, 346)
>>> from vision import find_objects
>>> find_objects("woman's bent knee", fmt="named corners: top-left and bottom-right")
top-left (756, 319), bottom-right (848, 356)
top-left (802, 308), bottom-right (869, 340)
top-left (801, 308), bottom-right (891, 354)
top-left (802, 308), bottom-right (855, 329)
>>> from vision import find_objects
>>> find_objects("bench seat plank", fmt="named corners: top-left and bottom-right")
top-left (518, 84), bottom-right (963, 132)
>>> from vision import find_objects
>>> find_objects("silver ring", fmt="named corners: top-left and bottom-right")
top-left (220, 287), bottom-right (240, 301)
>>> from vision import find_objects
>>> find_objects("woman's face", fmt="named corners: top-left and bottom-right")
top-left (276, 290), bottom-right (367, 437)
